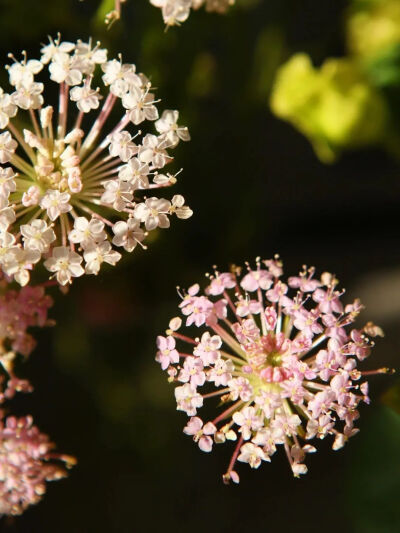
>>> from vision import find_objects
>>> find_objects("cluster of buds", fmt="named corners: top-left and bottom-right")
top-left (0, 414), bottom-right (75, 516)
top-left (156, 256), bottom-right (389, 483)
top-left (0, 35), bottom-right (191, 286)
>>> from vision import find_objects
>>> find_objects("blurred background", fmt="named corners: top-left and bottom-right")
top-left (1, 0), bottom-right (400, 531)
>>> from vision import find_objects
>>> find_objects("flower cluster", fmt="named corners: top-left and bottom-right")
top-left (0, 280), bottom-right (53, 402)
top-left (156, 257), bottom-right (388, 483)
top-left (96, 0), bottom-right (234, 27)
top-left (0, 279), bottom-right (74, 516)
top-left (0, 414), bottom-right (75, 516)
top-left (0, 36), bottom-right (191, 286)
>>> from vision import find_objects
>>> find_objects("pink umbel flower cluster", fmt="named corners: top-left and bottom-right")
top-left (0, 280), bottom-right (74, 516)
top-left (0, 414), bottom-right (75, 516)
top-left (156, 256), bottom-right (389, 483)
top-left (0, 35), bottom-right (191, 286)
top-left (0, 280), bottom-right (53, 402)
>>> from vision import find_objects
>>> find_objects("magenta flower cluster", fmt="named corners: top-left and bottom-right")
top-left (156, 257), bottom-right (386, 483)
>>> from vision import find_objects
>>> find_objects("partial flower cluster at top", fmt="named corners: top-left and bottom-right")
top-left (149, 0), bottom-right (234, 27)
top-left (156, 257), bottom-right (389, 483)
top-left (0, 279), bottom-right (74, 516)
top-left (0, 35), bottom-right (191, 286)
top-left (96, 0), bottom-right (234, 27)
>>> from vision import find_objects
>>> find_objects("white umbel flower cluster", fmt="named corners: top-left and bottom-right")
top-left (0, 36), bottom-right (192, 286)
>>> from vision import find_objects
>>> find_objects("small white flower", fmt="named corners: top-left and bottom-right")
top-left (138, 134), bottom-right (170, 169)
top-left (0, 89), bottom-right (17, 129)
top-left (237, 443), bottom-right (268, 469)
top-left (0, 132), bottom-right (17, 164)
top-left (170, 194), bottom-right (193, 219)
top-left (74, 40), bottom-right (108, 74)
top-left (11, 82), bottom-right (44, 110)
top-left (8, 59), bottom-right (43, 87)
top-left (0, 194), bottom-right (16, 229)
top-left (44, 246), bottom-right (84, 285)
top-left (133, 197), bottom-right (171, 230)
top-left (40, 190), bottom-right (72, 221)
top-left (22, 185), bottom-right (41, 207)
top-left (21, 219), bottom-right (56, 253)
top-left (101, 60), bottom-right (141, 97)
top-left (3, 247), bottom-right (41, 287)
top-left (101, 180), bottom-right (133, 211)
top-left (40, 38), bottom-right (75, 65)
top-left (0, 167), bottom-right (16, 197)
top-left (0, 231), bottom-right (16, 264)
top-left (155, 110), bottom-right (190, 147)
top-left (49, 52), bottom-right (82, 86)
top-left (84, 241), bottom-right (121, 274)
top-left (112, 218), bottom-right (145, 252)
top-left (118, 158), bottom-right (149, 188)
top-left (108, 131), bottom-right (138, 162)
top-left (68, 216), bottom-right (106, 249)
top-left (70, 82), bottom-right (102, 113)
top-left (123, 86), bottom-right (159, 125)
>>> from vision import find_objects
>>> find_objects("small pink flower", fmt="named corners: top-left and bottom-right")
top-left (206, 272), bottom-right (236, 296)
top-left (240, 269), bottom-right (273, 292)
top-left (156, 335), bottom-right (179, 370)
top-left (193, 332), bottom-right (221, 365)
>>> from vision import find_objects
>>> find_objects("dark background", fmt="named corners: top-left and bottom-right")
top-left (0, 0), bottom-right (400, 531)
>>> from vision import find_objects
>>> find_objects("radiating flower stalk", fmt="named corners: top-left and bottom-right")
top-left (0, 277), bottom-right (75, 515)
top-left (0, 36), bottom-right (191, 286)
top-left (156, 256), bottom-right (391, 483)
top-left (97, 0), bottom-right (234, 27)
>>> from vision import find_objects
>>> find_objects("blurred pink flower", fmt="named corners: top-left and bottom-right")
top-left (0, 414), bottom-right (75, 516)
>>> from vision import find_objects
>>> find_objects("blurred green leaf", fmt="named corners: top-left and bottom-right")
top-left (364, 44), bottom-right (400, 88)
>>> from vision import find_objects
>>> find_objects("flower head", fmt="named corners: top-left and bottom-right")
top-left (0, 278), bottom-right (53, 404)
top-left (0, 414), bottom-right (75, 516)
top-left (156, 256), bottom-right (389, 483)
top-left (0, 36), bottom-right (191, 286)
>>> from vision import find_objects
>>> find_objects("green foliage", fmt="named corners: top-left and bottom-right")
top-left (347, 0), bottom-right (400, 59)
top-left (270, 54), bottom-right (387, 162)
